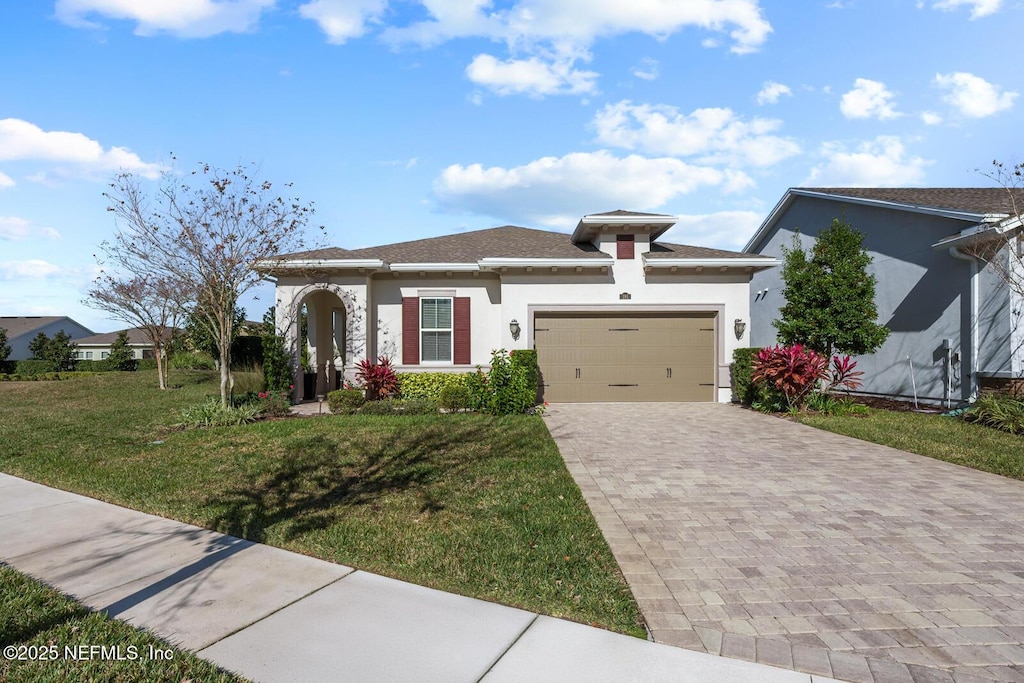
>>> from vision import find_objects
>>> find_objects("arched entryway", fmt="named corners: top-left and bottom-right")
top-left (283, 285), bottom-right (355, 402)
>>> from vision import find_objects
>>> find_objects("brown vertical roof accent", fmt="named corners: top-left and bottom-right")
top-left (453, 297), bottom-right (470, 365)
top-left (617, 234), bottom-right (635, 260)
top-left (402, 297), bottom-right (419, 365)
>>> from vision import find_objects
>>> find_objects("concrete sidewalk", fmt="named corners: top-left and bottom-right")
top-left (0, 473), bottom-right (843, 682)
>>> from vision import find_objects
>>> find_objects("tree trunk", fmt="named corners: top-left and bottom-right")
top-left (155, 342), bottom-right (167, 390)
top-left (219, 326), bottom-right (232, 407)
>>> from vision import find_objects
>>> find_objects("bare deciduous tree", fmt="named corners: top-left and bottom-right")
top-left (102, 160), bottom-right (319, 405)
top-left (85, 274), bottom-right (183, 389)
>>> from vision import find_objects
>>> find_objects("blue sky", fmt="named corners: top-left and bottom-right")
top-left (1, 0), bottom-right (1021, 332)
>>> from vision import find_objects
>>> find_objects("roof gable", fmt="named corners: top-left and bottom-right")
top-left (745, 187), bottom-right (1024, 253)
top-left (0, 316), bottom-right (84, 339)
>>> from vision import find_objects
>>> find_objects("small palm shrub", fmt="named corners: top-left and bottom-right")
top-left (965, 392), bottom-right (1024, 435)
top-left (178, 399), bottom-right (260, 428)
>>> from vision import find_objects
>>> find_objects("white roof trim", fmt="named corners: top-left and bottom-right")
top-left (643, 257), bottom-right (781, 269)
top-left (744, 189), bottom-right (1003, 253)
top-left (478, 257), bottom-right (611, 269)
top-left (571, 213), bottom-right (679, 243)
top-left (256, 258), bottom-right (386, 270)
top-left (932, 215), bottom-right (1024, 249)
top-left (389, 263), bottom-right (480, 272)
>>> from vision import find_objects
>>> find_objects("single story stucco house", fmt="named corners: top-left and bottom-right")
top-left (73, 327), bottom-right (168, 361)
top-left (745, 188), bottom-right (1024, 406)
top-left (258, 211), bottom-right (779, 403)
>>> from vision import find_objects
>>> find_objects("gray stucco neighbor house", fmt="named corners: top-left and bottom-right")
top-left (744, 188), bottom-right (1024, 406)
top-left (0, 316), bottom-right (94, 361)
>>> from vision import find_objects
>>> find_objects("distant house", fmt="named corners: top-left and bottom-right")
top-left (258, 210), bottom-right (779, 403)
top-left (0, 316), bottom-right (94, 361)
top-left (745, 188), bottom-right (1024, 406)
top-left (74, 327), bottom-right (172, 361)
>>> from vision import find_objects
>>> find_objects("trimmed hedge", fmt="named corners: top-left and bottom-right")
top-left (730, 347), bottom-right (761, 405)
top-left (396, 372), bottom-right (470, 401)
top-left (14, 360), bottom-right (55, 376)
top-left (75, 359), bottom-right (115, 372)
top-left (511, 349), bottom-right (539, 401)
top-left (0, 371), bottom-right (98, 382)
top-left (327, 389), bottom-right (365, 415)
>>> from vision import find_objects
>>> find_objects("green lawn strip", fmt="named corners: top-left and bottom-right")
top-left (795, 408), bottom-right (1024, 480)
top-left (0, 372), bottom-right (645, 638)
top-left (0, 564), bottom-right (244, 683)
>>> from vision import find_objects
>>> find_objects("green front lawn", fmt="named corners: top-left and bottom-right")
top-left (795, 407), bottom-right (1024, 480)
top-left (0, 372), bottom-right (644, 638)
top-left (0, 565), bottom-right (245, 682)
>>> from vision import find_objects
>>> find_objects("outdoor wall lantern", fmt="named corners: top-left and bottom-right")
top-left (734, 318), bottom-right (747, 340)
top-left (510, 319), bottom-right (521, 341)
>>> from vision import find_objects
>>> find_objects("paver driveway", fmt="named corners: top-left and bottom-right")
top-left (545, 403), bottom-right (1024, 683)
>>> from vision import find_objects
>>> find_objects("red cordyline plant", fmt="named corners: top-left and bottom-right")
top-left (752, 345), bottom-right (863, 409)
top-left (355, 355), bottom-right (399, 400)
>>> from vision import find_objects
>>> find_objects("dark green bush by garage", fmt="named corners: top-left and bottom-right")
top-left (731, 347), bottom-right (761, 405)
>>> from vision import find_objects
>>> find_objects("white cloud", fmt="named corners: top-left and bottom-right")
top-left (934, 71), bottom-right (1017, 118)
top-left (806, 136), bottom-right (930, 186)
top-left (433, 150), bottom-right (748, 228)
top-left (383, 0), bottom-right (772, 55)
top-left (54, 0), bottom-right (275, 37)
top-left (0, 259), bottom-right (63, 280)
top-left (0, 172), bottom-right (13, 188)
top-left (920, 111), bottom-right (943, 125)
top-left (0, 118), bottom-right (160, 179)
top-left (756, 81), bottom-right (791, 105)
top-left (593, 100), bottom-right (800, 167)
top-left (931, 0), bottom-right (1002, 19)
top-left (465, 52), bottom-right (598, 97)
top-left (840, 78), bottom-right (900, 120)
top-left (631, 58), bottom-right (659, 81)
top-left (660, 211), bottom-right (763, 250)
top-left (0, 217), bottom-right (62, 241)
top-left (298, 0), bottom-right (388, 44)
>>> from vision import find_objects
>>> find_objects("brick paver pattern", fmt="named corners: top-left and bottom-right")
top-left (546, 403), bottom-right (1024, 683)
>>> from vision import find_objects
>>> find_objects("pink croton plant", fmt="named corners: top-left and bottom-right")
top-left (751, 344), bottom-right (864, 408)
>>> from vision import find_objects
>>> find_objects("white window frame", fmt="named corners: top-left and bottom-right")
top-left (100, 351), bottom-right (108, 359)
top-left (420, 297), bottom-right (453, 364)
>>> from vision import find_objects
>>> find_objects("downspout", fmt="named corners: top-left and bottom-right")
top-left (949, 246), bottom-right (979, 401)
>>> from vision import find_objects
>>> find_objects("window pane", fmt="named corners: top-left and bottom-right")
top-left (436, 300), bottom-right (452, 328)
top-left (421, 331), bottom-right (451, 362)
top-left (422, 299), bottom-right (437, 328)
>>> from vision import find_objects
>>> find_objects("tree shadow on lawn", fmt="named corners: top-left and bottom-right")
top-left (202, 420), bottom-right (492, 544)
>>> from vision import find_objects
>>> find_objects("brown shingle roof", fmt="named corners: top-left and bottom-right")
top-left (282, 227), bottom-right (609, 263)
top-left (586, 209), bottom-right (676, 218)
top-left (799, 188), bottom-right (1024, 216)
top-left (645, 243), bottom-right (770, 259)
top-left (272, 226), bottom-right (765, 265)
top-left (0, 316), bottom-right (74, 339)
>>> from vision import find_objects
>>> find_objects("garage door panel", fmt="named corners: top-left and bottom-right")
top-left (535, 312), bottom-right (716, 403)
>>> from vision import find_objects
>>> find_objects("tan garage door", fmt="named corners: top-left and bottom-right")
top-left (534, 312), bottom-right (716, 402)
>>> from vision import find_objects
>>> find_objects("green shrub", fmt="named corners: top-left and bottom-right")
top-left (439, 383), bottom-right (471, 412)
top-left (730, 347), bottom-right (760, 405)
top-left (137, 358), bottom-right (159, 371)
top-left (396, 372), bottom-right (469, 401)
top-left (358, 398), bottom-right (401, 415)
top-left (256, 389), bottom-right (292, 417)
top-left (401, 397), bottom-right (439, 415)
top-left (327, 388), bottom-right (365, 415)
top-left (14, 360), bottom-right (53, 376)
top-left (965, 392), bottom-right (1024, 435)
top-left (177, 398), bottom-right (260, 429)
top-left (233, 365), bottom-right (265, 395)
top-left (511, 349), bottom-right (539, 402)
top-left (170, 352), bottom-right (216, 370)
top-left (471, 349), bottom-right (537, 415)
top-left (805, 391), bottom-right (869, 416)
top-left (262, 333), bottom-right (292, 392)
top-left (75, 359), bottom-right (113, 372)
